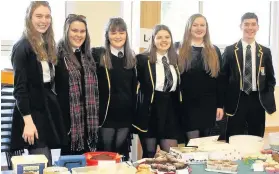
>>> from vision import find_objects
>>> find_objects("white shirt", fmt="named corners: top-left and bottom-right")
top-left (242, 40), bottom-right (257, 91)
top-left (155, 52), bottom-right (178, 92)
top-left (41, 61), bottom-right (51, 82)
top-left (72, 47), bottom-right (80, 52)
top-left (110, 45), bottom-right (124, 57)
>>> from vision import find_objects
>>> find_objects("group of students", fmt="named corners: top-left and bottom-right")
top-left (10, 1), bottom-right (276, 166)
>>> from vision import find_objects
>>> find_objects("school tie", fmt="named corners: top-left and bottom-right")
top-left (162, 56), bottom-right (173, 92)
top-left (118, 51), bottom-right (124, 58)
top-left (243, 44), bottom-right (252, 94)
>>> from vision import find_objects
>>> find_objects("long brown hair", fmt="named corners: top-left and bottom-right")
top-left (144, 24), bottom-right (178, 65)
top-left (100, 17), bottom-right (136, 69)
top-left (178, 14), bottom-right (219, 77)
top-left (24, 1), bottom-right (57, 64)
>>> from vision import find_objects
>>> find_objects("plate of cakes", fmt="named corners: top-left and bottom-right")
top-left (134, 150), bottom-right (191, 174)
top-left (205, 160), bottom-right (238, 174)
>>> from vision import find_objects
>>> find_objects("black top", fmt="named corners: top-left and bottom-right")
top-left (92, 47), bottom-right (137, 128)
top-left (180, 46), bottom-right (223, 131)
top-left (10, 37), bottom-right (67, 150)
top-left (181, 46), bottom-right (222, 106)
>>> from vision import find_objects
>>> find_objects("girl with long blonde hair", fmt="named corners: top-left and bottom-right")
top-left (10, 1), bottom-right (67, 166)
top-left (178, 14), bottom-right (224, 142)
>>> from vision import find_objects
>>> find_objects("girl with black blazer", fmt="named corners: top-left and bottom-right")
top-left (55, 14), bottom-right (99, 155)
top-left (133, 24), bottom-right (181, 158)
top-left (10, 1), bottom-right (67, 166)
top-left (92, 17), bottom-right (137, 160)
top-left (178, 14), bottom-right (224, 141)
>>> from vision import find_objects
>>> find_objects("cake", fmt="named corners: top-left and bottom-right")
top-left (90, 154), bottom-right (114, 160)
top-left (265, 167), bottom-right (276, 174)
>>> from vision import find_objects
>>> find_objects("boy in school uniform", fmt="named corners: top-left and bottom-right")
top-left (221, 12), bottom-right (276, 142)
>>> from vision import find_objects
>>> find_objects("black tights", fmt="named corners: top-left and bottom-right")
top-left (185, 128), bottom-right (211, 144)
top-left (28, 146), bottom-right (52, 166)
top-left (139, 135), bottom-right (178, 158)
top-left (99, 128), bottom-right (130, 159)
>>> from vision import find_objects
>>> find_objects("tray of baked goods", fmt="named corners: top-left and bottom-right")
top-left (204, 160), bottom-right (238, 174)
top-left (134, 150), bottom-right (191, 174)
top-left (241, 150), bottom-right (279, 173)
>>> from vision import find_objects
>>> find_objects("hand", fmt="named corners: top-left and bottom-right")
top-left (216, 108), bottom-right (224, 121)
top-left (22, 115), bottom-right (39, 145)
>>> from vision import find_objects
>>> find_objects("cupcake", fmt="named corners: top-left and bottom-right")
top-left (274, 165), bottom-right (279, 172)
top-left (266, 167), bottom-right (276, 174)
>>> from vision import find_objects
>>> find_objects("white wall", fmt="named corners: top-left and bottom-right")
top-left (66, 1), bottom-right (123, 47)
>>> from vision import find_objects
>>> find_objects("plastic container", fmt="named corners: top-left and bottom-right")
top-left (83, 152), bottom-right (121, 166)
top-left (11, 155), bottom-right (48, 174)
top-left (43, 166), bottom-right (69, 174)
top-left (54, 155), bottom-right (86, 171)
top-left (229, 135), bottom-right (264, 155)
top-left (269, 132), bottom-right (279, 151)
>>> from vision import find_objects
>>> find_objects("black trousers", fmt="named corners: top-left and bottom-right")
top-left (226, 91), bottom-right (265, 142)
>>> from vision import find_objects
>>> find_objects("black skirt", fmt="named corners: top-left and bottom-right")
top-left (140, 91), bottom-right (180, 140)
top-left (10, 83), bottom-right (68, 151)
top-left (181, 94), bottom-right (217, 132)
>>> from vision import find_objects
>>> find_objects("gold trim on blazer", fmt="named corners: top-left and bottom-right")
top-left (257, 44), bottom-right (263, 89)
top-left (132, 124), bottom-right (148, 132)
top-left (147, 58), bottom-right (155, 103)
top-left (175, 65), bottom-right (182, 102)
top-left (99, 56), bottom-right (111, 127)
top-left (234, 42), bottom-right (243, 90)
top-left (256, 44), bottom-right (267, 111)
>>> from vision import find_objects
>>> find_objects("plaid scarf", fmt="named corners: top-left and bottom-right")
top-left (64, 52), bottom-right (99, 152)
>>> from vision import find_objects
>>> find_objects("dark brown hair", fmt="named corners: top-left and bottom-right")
top-left (144, 24), bottom-right (178, 66)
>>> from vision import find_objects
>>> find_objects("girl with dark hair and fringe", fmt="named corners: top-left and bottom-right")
top-left (91, 17), bottom-right (137, 160)
top-left (10, 1), bottom-right (68, 166)
top-left (178, 14), bottom-right (224, 142)
top-left (55, 14), bottom-right (99, 155)
top-left (133, 24), bottom-right (181, 158)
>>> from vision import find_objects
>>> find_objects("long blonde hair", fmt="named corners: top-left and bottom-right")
top-left (24, 1), bottom-right (57, 64)
top-left (178, 14), bottom-right (219, 77)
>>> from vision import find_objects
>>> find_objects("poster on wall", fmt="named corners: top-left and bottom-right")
top-left (140, 28), bottom-right (152, 49)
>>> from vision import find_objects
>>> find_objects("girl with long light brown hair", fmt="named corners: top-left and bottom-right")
top-left (10, 1), bottom-right (67, 166)
top-left (178, 14), bottom-right (224, 142)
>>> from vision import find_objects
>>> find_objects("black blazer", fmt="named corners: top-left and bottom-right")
top-left (221, 40), bottom-right (276, 115)
top-left (54, 53), bottom-right (71, 134)
top-left (132, 53), bottom-right (182, 133)
top-left (91, 47), bottom-right (138, 127)
top-left (10, 37), bottom-right (60, 150)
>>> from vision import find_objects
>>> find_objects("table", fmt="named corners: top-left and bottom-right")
top-left (190, 160), bottom-right (266, 174)
top-left (1, 161), bottom-right (267, 174)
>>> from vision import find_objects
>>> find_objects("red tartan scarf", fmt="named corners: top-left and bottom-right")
top-left (64, 51), bottom-right (99, 152)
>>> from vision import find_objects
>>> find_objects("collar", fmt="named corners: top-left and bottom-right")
top-left (241, 39), bottom-right (256, 50)
top-left (110, 45), bottom-right (124, 57)
top-left (156, 52), bottom-right (169, 63)
top-left (191, 41), bottom-right (204, 47)
top-left (72, 47), bottom-right (80, 52)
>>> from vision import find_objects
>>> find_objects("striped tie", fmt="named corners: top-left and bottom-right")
top-left (162, 56), bottom-right (173, 92)
top-left (243, 44), bottom-right (252, 94)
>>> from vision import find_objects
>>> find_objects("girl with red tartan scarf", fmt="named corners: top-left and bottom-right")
top-left (55, 14), bottom-right (99, 155)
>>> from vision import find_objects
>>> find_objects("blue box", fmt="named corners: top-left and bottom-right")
top-left (54, 155), bottom-right (86, 171)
